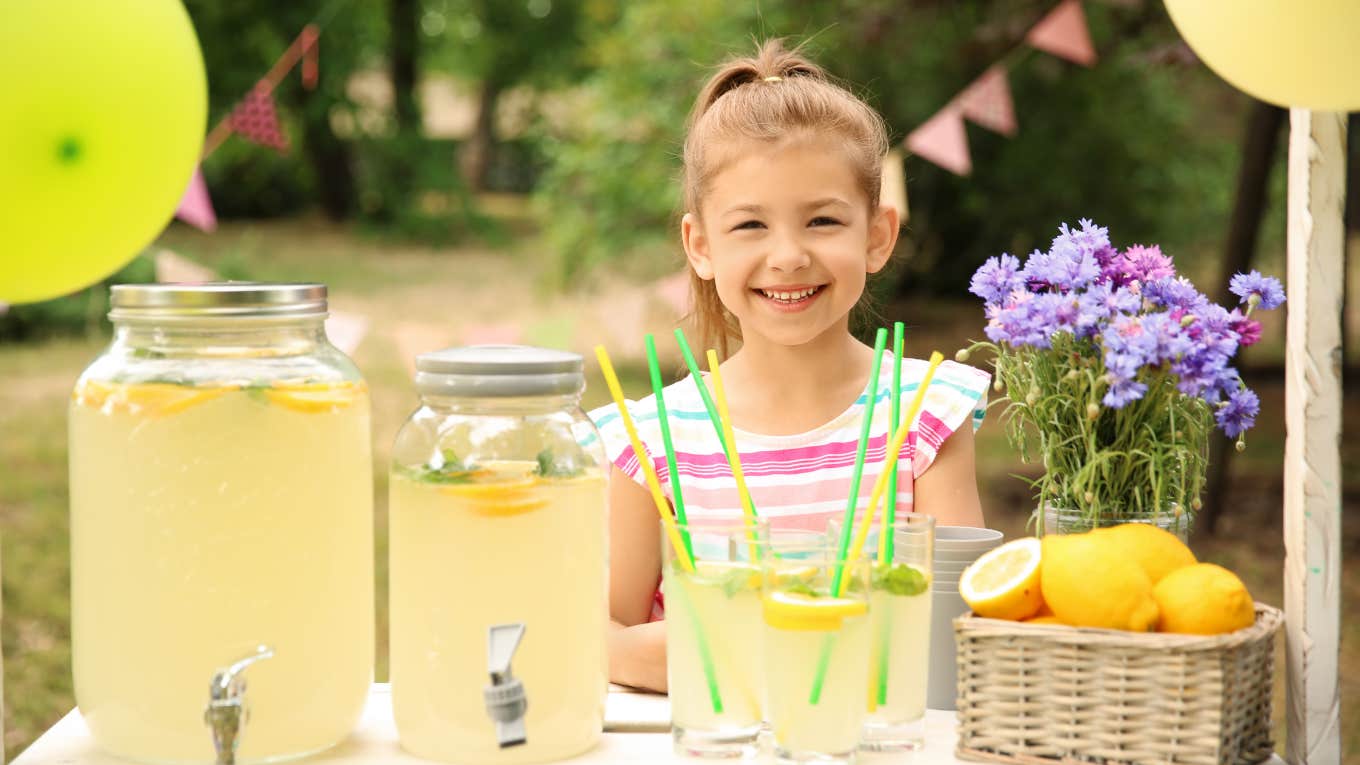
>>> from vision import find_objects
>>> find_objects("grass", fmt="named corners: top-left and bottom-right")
top-left (2, 210), bottom-right (1357, 761)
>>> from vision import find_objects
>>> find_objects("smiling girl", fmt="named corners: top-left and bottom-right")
top-left (589, 39), bottom-right (991, 691)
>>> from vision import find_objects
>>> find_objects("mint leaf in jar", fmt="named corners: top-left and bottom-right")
top-left (872, 562), bottom-right (929, 596)
top-left (535, 448), bottom-right (583, 479)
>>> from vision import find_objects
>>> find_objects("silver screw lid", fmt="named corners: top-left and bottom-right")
top-left (109, 283), bottom-right (328, 321)
top-left (415, 345), bottom-right (584, 398)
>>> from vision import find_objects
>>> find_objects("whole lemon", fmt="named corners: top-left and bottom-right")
top-left (1040, 532), bottom-right (1160, 631)
top-left (1095, 523), bottom-right (1197, 584)
top-left (1153, 563), bottom-right (1256, 635)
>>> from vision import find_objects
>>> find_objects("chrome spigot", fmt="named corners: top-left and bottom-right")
top-left (204, 645), bottom-right (274, 765)
top-left (484, 624), bottom-right (528, 748)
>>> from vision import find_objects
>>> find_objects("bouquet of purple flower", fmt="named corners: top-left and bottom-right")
top-left (959, 219), bottom-right (1285, 532)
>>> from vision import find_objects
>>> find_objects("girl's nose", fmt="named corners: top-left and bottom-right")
top-left (766, 232), bottom-right (811, 272)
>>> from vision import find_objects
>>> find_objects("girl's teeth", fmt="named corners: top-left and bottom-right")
top-left (762, 287), bottom-right (818, 301)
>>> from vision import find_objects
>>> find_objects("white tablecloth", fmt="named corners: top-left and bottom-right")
top-left (13, 684), bottom-right (971, 764)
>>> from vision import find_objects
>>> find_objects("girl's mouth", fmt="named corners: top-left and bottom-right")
top-left (753, 285), bottom-right (824, 311)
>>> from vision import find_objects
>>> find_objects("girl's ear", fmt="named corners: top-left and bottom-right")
top-left (682, 213), bottom-right (715, 280)
top-left (865, 203), bottom-right (900, 275)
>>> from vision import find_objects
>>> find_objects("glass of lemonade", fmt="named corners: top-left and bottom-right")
top-left (68, 284), bottom-right (374, 764)
top-left (662, 519), bottom-right (769, 758)
top-left (831, 514), bottom-right (935, 751)
top-left (760, 543), bottom-right (872, 764)
top-left (389, 346), bottom-right (608, 765)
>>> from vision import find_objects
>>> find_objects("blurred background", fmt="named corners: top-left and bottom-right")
top-left (1, 0), bottom-right (1357, 759)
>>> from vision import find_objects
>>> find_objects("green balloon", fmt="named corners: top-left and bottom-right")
top-left (0, 0), bottom-right (207, 304)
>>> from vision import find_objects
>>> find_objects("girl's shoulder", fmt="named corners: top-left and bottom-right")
top-left (585, 374), bottom-right (709, 450)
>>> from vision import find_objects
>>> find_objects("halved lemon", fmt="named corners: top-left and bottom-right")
top-left (262, 381), bottom-right (366, 413)
top-left (959, 537), bottom-right (1044, 621)
top-left (762, 590), bottom-right (867, 631)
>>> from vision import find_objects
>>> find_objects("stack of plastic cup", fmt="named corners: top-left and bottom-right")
top-left (927, 526), bottom-right (1005, 710)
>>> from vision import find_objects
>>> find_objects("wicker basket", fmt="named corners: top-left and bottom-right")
top-left (954, 603), bottom-right (1282, 765)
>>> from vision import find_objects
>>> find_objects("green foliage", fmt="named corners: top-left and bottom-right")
top-left (0, 254), bottom-right (157, 342)
top-left (965, 333), bottom-right (1209, 528)
top-left (534, 0), bottom-right (1242, 293)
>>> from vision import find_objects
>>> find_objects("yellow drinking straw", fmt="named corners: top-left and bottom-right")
top-left (593, 345), bottom-right (695, 573)
top-left (839, 351), bottom-right (945, 595)
top-left (705, 350), bottom-right (762, 559)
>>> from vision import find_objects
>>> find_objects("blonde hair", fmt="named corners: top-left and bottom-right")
top-left (683, 39), bottom-right (890, 357)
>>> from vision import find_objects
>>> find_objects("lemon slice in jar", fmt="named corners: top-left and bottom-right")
top-left (73, 380), bottom-right (236, 417)
top-left (262, 380), bottom-right (366, 413)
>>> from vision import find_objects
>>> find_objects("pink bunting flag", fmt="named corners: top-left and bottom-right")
top-left (653, 270), bottom-right (692, 318)
top-left (154, 249), bottom-right (218, 283)
top-left (174, 166), bottom-right (217, 232)
top-left (958, 65), bottom-right (1018, 137)
top-left (325, 310), bottom-right (369, 355)
top-left (461, 322), bottom-right (524, 346)
top-left (905, 105), bottom-right (972, 176)
top-left (1026, 0), bottom-right (1097, 67)
top-left (228, 83), bottom-right (289, 153)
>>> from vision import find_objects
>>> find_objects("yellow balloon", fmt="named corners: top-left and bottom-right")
top-left (0, 0), bottom-right (207, 304)
top-left (1164, 0), bottom-right (1360, 111)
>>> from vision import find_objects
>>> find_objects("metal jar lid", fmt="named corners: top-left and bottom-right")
top-left (415, 345), bottom-right (584, 398)
top-left (108, 283), bottom-right (328, 321)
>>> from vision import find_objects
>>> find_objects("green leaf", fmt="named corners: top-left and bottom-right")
top-left (873, 563), bottom-right (928, 597)
top-left (534, 448), bottom-right (583, 479)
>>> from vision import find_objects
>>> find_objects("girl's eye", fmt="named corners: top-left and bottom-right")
top-left (732, 220), bottom-right (765, 231)
top-left (810, 216), bottom-right (843, 227)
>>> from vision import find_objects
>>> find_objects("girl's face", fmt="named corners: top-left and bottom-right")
top-left (682, 135), bottom-right (898, 350)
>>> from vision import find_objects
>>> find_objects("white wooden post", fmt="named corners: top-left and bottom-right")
top-left (1283, 109), bottom-right (1345, 765)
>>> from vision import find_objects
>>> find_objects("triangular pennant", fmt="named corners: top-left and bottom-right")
top-left (653, 270), bottom-right (692, 318)
top-left (325, 310), bottom-right (368, 355)
top-left (880, 149), bottom-right (908, 223)
top-left (461, 322), bottom-right (524, 346)
top-left (300, 24), bottom-right (319, 90)
top-left (155, 249), bottom-right (218, 283)
top-left (174, 165), bottom-right (217, 232)
top-left (1026, 0), bottom-right (1097, 67)
top-left (905, 106), bottom-right (972, 176)
top-left (958, 65), bottom-right (1018, 137)
top-left (228, 83), bottom-right (289, 153)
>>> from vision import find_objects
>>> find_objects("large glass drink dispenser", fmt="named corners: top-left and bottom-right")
top-left (389, 346), bottom-right (608, 764)
top-left (68, 283), bottom-right (374, 763)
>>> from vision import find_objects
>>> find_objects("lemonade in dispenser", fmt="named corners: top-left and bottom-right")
top-left (68, 284), bottom-right (374, 764)
top-left (389, 346), bottom-right (608, 764)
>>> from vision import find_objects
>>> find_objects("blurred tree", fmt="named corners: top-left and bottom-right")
top-left (425, 0), bottom-right (612, 190)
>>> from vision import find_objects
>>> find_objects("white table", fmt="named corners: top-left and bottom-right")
top-left (14, 685), bottom-right (971, 764)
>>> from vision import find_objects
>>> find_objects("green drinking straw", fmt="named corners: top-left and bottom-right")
top-left (876, 322), bottom-right (905, 706)
top-left (811, 327), bottom-right (888, 705)
top-left (828, 327), bottom-right (888, 597)
top-left (673, 329), bottom-right (728, 457)
top-left (645, 334), bottom-right (693, 561)
top-left (883, 321), bottom-right (905, 562)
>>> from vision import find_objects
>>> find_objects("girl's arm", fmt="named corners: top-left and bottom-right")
top-left (607, 464), bottom-right (669, 691)
top-left (910, 424), bottom-right (986, 527)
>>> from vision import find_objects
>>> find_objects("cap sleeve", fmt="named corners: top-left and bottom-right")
top-left (904, 359), bottom-right (991, 479)
top-left (586, 398), bottom-right (657, 491)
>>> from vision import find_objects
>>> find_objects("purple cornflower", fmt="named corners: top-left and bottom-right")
top-left (1215, 387), bottom-right (1260, 437)
top-left (1229, 308), bottom-right (1263, 346)
top-left (1119, 244), bottom-right (1176, 284)
top-left (969, 253), bottom-right (1024, 306)
top-left (1102, 352), bottom-right (1147, 408)
top-left (985, 293), bottom-right (1056, 349)
top-left (1142, 277), bottom-right (1207, 311)
top-left (1229, 270), bottom-right (1286, 311)
top-left (1075, 283), bottom-right (1141, 338)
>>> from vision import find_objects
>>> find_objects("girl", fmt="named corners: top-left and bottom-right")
top-left (589, 40), bottom-right (991, 692)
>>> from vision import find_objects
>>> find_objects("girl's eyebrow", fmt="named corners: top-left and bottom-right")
top-left (721, 197), bottom-right (852, 217)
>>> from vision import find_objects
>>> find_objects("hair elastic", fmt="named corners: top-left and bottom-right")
top-left (762, 75), bottom-right (783, 82)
